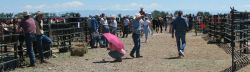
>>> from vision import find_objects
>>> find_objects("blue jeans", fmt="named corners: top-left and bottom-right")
top-left (111, 27), bottom-right (117, 35)
top-left (90, 32), bottom-right (100, 48)
top-left (175, 31), bottom-right (186, 55)
top-left (103, 25), bottom-right (110, 33)
top-left (122, 26), bottom-right (129, 38)
top-left (130, 33), bottom-right (141, 56)
top-left (144, 26), bottom-right (149, 40)
top-left (25, 33), bottom-right (36, 65)
top-left (109, 51), bottom-right (124, 60)
top-left (36, 35), bottom-right (52, 61)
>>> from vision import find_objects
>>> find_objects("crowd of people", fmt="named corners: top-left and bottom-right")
top-left (0, 8), bottom-right (212, 65)
top-left (99, 9), bottom-right (211, 62)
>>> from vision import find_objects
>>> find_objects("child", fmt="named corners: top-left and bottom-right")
top-left (108, 43), bottom-right (126, 62)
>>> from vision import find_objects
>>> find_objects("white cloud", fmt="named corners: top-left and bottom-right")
top-left (114, 4), bottom-right (121, 9)
top-left (24, 5), bottom-right (32, 9)
top-left (55, 1), bottom-right (84, 8)
top-left (130, 3), bottom-right (138, 7)
top-left (24, 1), bottom-right (84, 11)
top-left (25, 4), bottom-right (46, 9)
top-left (130, 2), bottom-right (144, 8)
top-left (24, 4), bottom-right (46, 11)
top-left (243, 4), bottom-right (250, 8)
top-left (150, 3), bottom-right (159, 8)
top-left (127, 2), bottom-right (160, 10)
top-left (37, 4), bottom-right (46, 9)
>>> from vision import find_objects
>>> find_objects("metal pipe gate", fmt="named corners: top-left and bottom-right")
top-left (207, 7), bottom-right (250, 72)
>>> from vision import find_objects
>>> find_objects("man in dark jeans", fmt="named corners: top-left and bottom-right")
top-left (130, 14), bottom-right (143, 58)
top-left (172, 11), bottom-right (188, 58)
top-left (18, 12), bottom-right (37, 66)
top-left (90, 17), bottom-right (99, 48)
top-left (122, 16), bottom-right (129, 38)
top-left (35, 11), bottom-right (52, 63)
top-left (158, 17), bottom-right (163, 33)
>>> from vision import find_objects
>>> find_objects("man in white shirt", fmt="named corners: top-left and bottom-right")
top-left (99, 14), bottom-right (109, 48)
top-left (100, 14), bottom-right (109, 33)
top-left (110, 17), bottom-right (117, 35)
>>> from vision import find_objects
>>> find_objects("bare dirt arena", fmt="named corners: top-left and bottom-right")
top-left (11, 31), bottom-right (250, 72)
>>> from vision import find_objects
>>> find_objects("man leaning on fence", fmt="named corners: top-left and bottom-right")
top-left (172, 11), bottom-right (188, 58)
top-left (34, 11), bottom-right (52, 63)
top-left (17, 12), bottom-right (37, 67)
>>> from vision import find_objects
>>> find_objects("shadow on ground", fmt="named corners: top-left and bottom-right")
top-left (92, 57), bottom-right (134, 63)
top-left (164, 56), bottom-right (182, 59)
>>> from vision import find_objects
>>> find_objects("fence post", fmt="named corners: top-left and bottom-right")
top-left (230, 7), bottom-right (236, 72)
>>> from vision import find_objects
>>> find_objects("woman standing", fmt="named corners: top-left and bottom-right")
top-left (143, 17), bottom-right (150, 43)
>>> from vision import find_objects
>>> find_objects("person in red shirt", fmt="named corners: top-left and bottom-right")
top-left (18, 12), bottom-right (37, 67)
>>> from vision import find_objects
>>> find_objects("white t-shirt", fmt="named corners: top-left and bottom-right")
top-left (111, 20), bottom-right (117, 28)
top-left (139, 19), bottom-right (144, 30)
top-left (144, 20), bottom-right (150, 26)
top-left (40, 20), bottom-right (44, 34)
top-left (100, 18), bottom-right (108, 26)
top-left (123, 19), bottom-right (129, 26)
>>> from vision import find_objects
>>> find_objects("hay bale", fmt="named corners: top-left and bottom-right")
top-left (70, 44), bottom-right (88, 56)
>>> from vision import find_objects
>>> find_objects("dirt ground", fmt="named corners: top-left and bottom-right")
top-left (11, 31), bottom-right (250, 72)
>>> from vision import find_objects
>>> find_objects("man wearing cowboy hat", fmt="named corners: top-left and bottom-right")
top-left (35, 11), bottom-right (52, 63)
top-left (130, 14), bottom-right (143, 58)
top-left (18, 11), bottom-right (37, 66)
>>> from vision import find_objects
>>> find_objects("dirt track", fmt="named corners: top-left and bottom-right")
top-left (11, 31), bottom-right (250, 72)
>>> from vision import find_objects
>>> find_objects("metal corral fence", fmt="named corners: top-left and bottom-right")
top-left (0, 14), bottom-right (89, 71)
top-left (206, 7), bottom-right (250, 72)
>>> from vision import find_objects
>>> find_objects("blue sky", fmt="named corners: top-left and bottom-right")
top-left (1, 0), bottom-right (250, 15)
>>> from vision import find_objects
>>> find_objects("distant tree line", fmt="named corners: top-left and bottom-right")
top-left (151, 10), bottom-right (211, 19)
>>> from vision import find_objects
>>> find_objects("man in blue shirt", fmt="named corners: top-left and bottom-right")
top-left (130, 14), bottom-right (143, 58)
top-left (172, 11), bottom-right (188, 58)
top-left (90, 16), bottom-right (99, 48)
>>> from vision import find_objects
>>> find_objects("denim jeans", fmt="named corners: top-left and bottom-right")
top-left (111, 27), bottom-right (117, 35)
top-left (130, 33), bottom-right (141, 56)
top-left (41, 35), bottom-right (52, 44)
top-left (109, 51), bottom-right (124, 60)
top-left (175, 31), bottom-right (186, 55)
top-left (122, 26), bottom-right (129, 38)
top-left (103, 25), bottom-right (110, 33)
top-left (25, 33), bottom-right (36, 65)
top-left (36, 35), bottom-right (52, 61)
top-left (144, 26), bottom-right (149, 40)
top-left (90, 32), bottom-right (100, 48)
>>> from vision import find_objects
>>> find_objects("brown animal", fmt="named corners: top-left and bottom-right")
top-left (70, 44), bottom-right (88, 56)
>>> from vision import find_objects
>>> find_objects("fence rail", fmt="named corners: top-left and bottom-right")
top-left (206, 7), bottom-right (250, 72)
top-left (0, 17), bottom-right (88, 71)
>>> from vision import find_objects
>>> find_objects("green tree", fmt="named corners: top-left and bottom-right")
top-left (203, 12), bottom-right (211, 16)
top-left (197, 11), bottom-right (204, 16)
top-left (151, 10), bottom-right (161, 19)
top-left (197, 11), bottom-right (211, 16)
